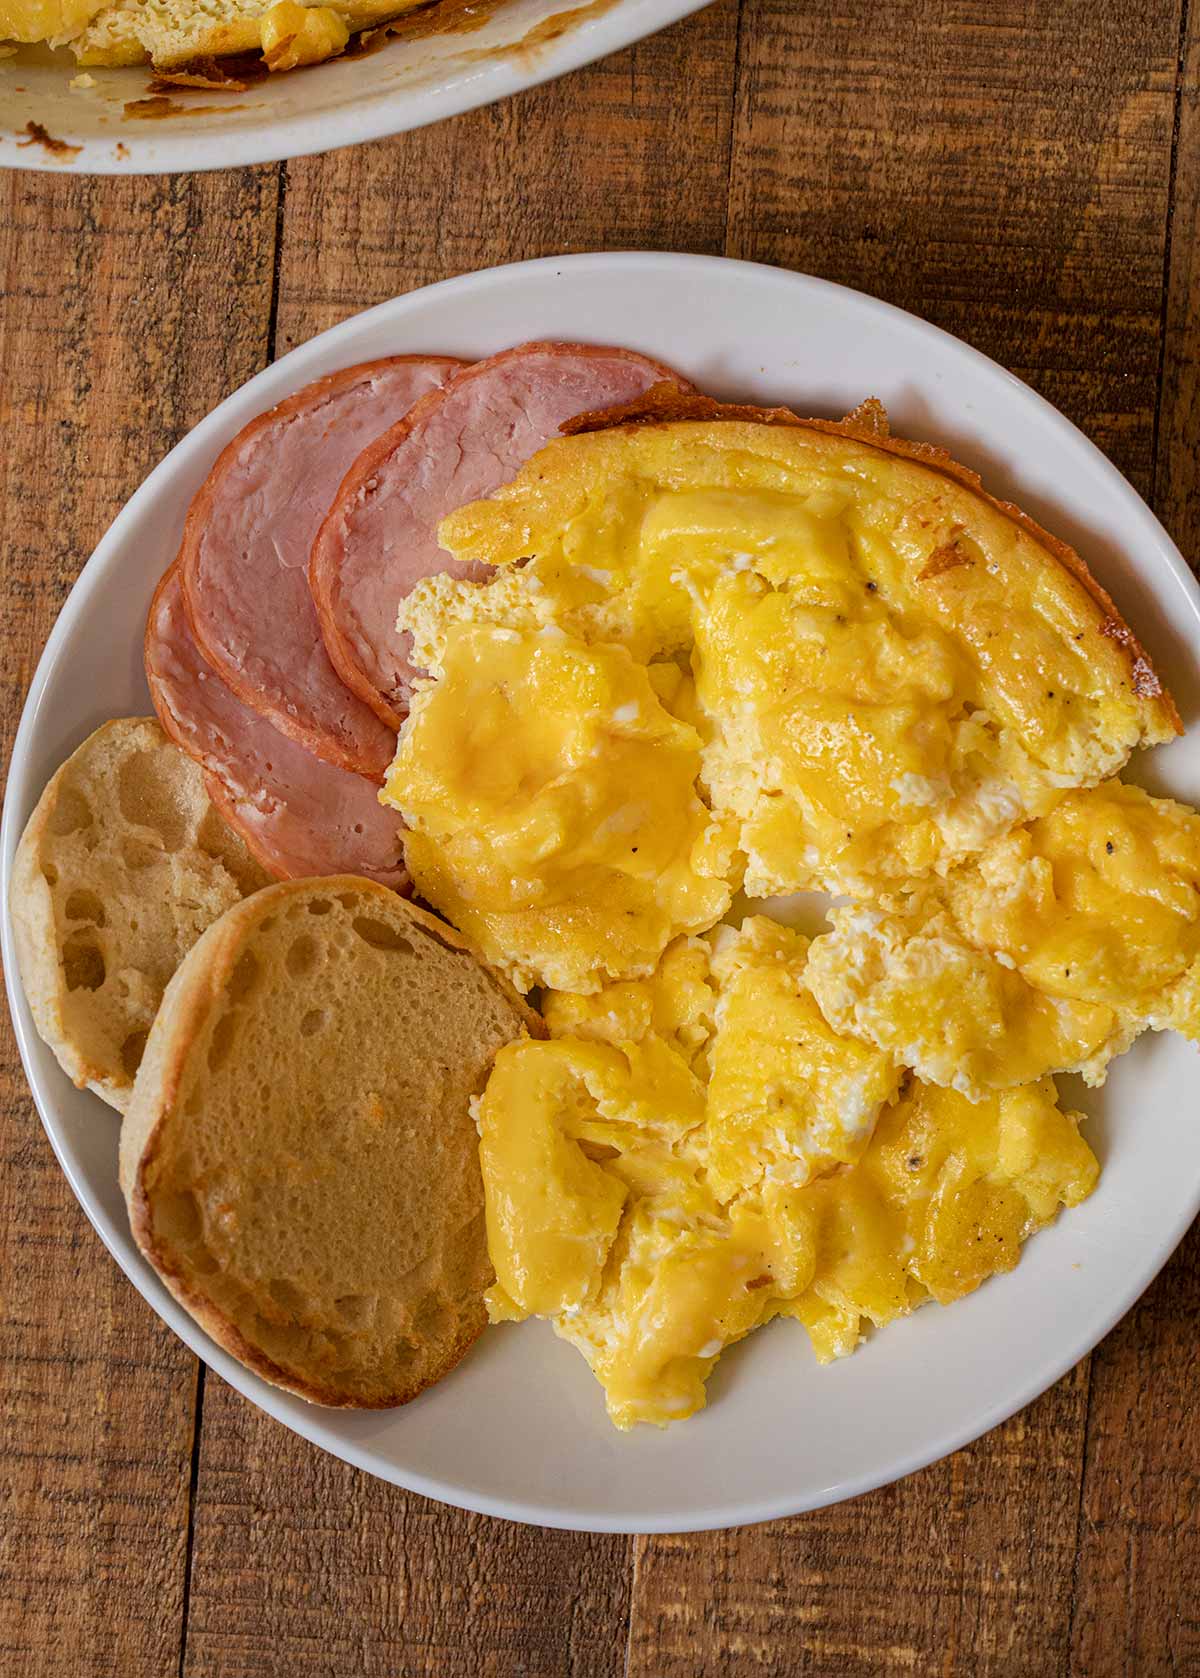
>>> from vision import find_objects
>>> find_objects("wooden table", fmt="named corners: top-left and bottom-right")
top-left (3, 1), bottom-right (1199, 1670)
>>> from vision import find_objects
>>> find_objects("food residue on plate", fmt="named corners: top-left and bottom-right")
top-left (122, 94), bottom-right (243, 117)
top-left (14, 118), bottom-right (81, 157)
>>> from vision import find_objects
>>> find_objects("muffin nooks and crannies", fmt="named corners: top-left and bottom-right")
top-left (10, 717), bottom-right (271, 1112)
top-left (120, 877), bottom-right (542, 1408)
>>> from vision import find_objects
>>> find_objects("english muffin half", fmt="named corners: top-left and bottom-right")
top-left (10, 718), bottom-right (271, 1113)
top-left (120, 877), bottom-right (542, 1408)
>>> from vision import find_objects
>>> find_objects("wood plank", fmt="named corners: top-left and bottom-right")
top-left (179, 11), bottom-right (739, 1675)
top-left (271, 0), bottom-right (741, 346)
top-left (182, 1377), bottom-right (632, 1678)
top-left (1154, 0), bottom-right (1200, 571)
top-left (1066, 1228), bottom-right (1200, 1674)
top-left (1065, 6), bottom-right (1200, 1667)
top-left (628, 1371), bottom-right (1090, 1676)
top-left (725, 0), bottom-right (1178, 494)
top-left (0, 166), bottom-right (279, 1678)
top-left (627, 0), bottom-right (1183, 1670)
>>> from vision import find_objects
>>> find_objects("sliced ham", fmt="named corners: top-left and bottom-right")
top-left (180, 356), bottom-right (462, 783)
top-left (309, 342), bottom-right (693, 730)
top-left (146, 566), bottom-right (408, 891)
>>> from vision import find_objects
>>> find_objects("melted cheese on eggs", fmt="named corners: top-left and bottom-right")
top-left (477, 919), bottom-right (1096, 1427)
top-left (780, 1076), bottom-right (1098, 1361)
top-left (383, 622), bottom-right (734, 993)
top-left (427, 420), bottom-right (1174, 901)
top-left (950, 780), bottom-right (1200, 1032)
top-left (806, 901), bottom-right (1124, 1096)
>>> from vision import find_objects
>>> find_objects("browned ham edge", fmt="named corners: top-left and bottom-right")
top-left (179, 356), bottom-right (462, 783)
top-left (309, 341), bottom-right (694, 731)
top-left (145, 566), bottom-right (409, 892)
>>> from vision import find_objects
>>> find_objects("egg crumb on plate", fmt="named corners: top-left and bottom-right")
top-left (476, 919), bottom-right (1097, 1428)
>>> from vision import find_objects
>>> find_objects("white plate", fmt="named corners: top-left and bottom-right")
top-left (0, 0), bottom-right (709, 174)
top-left (4, 252), bottom-right (1200, 1534)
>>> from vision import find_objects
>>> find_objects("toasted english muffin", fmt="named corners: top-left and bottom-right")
top-left (120, 877), bottom-right (542, 1409)
top-left (10, 717), bottom-right (271, 1113)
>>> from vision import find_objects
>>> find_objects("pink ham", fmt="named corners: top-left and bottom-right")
top-left (309, 342), bottom-right (692, 730)
top-left (146, 566), bottom-right (408, 891)
top-left (180, 356), bottom-right (462, 783)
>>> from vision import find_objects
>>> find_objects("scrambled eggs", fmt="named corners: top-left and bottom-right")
top-left (705, 917), bottom-right (900, 1198)
top-left (477, 919), bottom-right (1097, 1427)
top-left (385, 622), bottom-right (733, 993)
top-left (413, 418), bottom-right (1174, 904)
top-left (0, 0), bottom-right (101, 44)
top-left (808, 780), bottom-right (1200, 1097)
top-left (380, 410), bottom-right (1190, 1429)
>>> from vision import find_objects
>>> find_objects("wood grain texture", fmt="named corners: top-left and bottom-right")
top-left (0, 167), bottom-right (279, 1678)
top-left (628, 1371), bottom-right (1094, 1678)
top-left (181, 1376), bottom-right (631, 1678)
top-left (1066, 1227), bottom-right (1200, 1675)
top-left (1155, 0), bottom-right (1200, 563)
top-left (726, 0), bottom-right (1180, 492)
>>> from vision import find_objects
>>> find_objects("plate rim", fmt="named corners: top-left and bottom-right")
top-left (4, 249), bottom-right (1200, 1533)
top-left (0, 0), bottom-right (713, 176)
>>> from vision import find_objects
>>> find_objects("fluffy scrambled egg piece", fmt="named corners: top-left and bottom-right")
top-left (543, 933), bottom-right (716, 1072)
top-left (779, 1075), bottom-right (1098, 1362)
top-left (429, 419), bottom-right (1175, 898)
top-left (383, 621), bottom-right (733, 993)
top-left (705, 917), bottom-right (901, 1199)
top-left (477, 918), bottom-right (1097, 1427)
top-left (694, 572), bottom-right (1062, 895)
top-left (808, 780), bottom-right (1200, 1096)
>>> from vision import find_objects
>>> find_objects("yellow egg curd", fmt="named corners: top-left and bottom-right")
top-left (383, 620), bottom-right (734, 993)
top-left (476, 918), bottom-right (1097, 1428)
top-left (807, 780), bottom-right (1200, 1095)
top-left (0, 0), bottom-right (103, 42)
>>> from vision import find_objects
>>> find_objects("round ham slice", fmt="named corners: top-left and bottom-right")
top-left (180, 356), bottom-right (462, 783)
top-left (146, 567), bottom-right (408, 892)
top-left (309, 342), bottom-right (693, 730)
